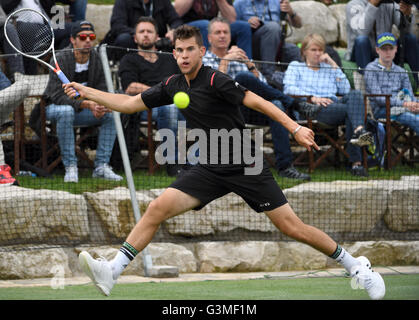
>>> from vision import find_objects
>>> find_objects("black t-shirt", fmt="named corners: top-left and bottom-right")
top-left (118, 53), bottom-right (180, 91)
top-left (182, 0), bottom-right (233, 23)
top-left (142, 65), bottom-right (255, 167)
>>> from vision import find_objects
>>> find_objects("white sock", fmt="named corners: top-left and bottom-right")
top-left (109, 250), bottom-right (131, 280)
top-left (331, 245), bottom-right (360, 274)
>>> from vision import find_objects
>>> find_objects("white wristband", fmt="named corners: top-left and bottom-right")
top-left (292, 125), bottom-right (302, 136)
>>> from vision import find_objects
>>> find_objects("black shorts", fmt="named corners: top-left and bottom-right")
top-left (169, 163), bottom-right (288, 212)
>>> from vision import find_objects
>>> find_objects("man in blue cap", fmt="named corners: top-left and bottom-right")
top-left (364, 32), bottom-right (419, 136)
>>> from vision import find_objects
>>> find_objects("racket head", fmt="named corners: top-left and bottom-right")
top-left (4, 8), bottom-right (55, 59)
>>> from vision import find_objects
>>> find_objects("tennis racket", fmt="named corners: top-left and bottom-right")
top-left (4, 8), bottom-right (79, 97)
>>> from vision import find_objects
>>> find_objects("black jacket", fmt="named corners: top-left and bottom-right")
top-left (1, 0), bottom-right (56, 17)
top-left (44, 46), bottom-right (107, 112)
top-left (110, 0), bottom-right (183, 39)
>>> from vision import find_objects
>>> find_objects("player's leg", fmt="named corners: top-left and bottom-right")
top-left (265, 204), bottom-right (385, 299)
top-left (265, 203), bottom-right (337, 255)
top-left (124, 187), bottom-right (200, 253)
top-left (78, 187), bottom-right (200, 295)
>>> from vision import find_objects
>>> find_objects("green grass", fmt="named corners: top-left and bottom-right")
top-left (15, 164), bottom-right (418, 194)
top-left (0, 274), bottom-right (418, 300)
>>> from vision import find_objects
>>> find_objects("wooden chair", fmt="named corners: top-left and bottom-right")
top-left (290, 96), bottom-right (349, 173)
top-left (364, 94), bottom-right (418, 169)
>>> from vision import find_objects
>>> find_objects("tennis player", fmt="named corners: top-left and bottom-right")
top-left (63, 25), bottom-right (385, 299)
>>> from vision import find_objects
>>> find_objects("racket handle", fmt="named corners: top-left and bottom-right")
top-left (56, 70), bottom-right (80, 98)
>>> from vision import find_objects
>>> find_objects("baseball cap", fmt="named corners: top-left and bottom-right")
top-left (71, 20), bottom-right (95, 37)
top-left (376, 32), bottom-right (397, 48)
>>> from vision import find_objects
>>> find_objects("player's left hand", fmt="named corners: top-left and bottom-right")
top-left (294, 126), bottom-right (320, 151)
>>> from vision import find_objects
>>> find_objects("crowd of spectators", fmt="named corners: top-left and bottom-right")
top-left (0, 0), bottom-right (418, 185)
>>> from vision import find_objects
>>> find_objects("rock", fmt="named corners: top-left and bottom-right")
top-left (284, 180), bottom-right (389, 234)
top-left (346, 241), bottom-right (419, 266)
top-left (83, 187), bottom-right (154, 238)
top-left (0, 247), bottom-right (71, 280)
top-left (196, 241), bottom-right (280, 272)
top-left (0, 186), bottom-right (89, 244)
top-left (385, 181), bottom-right (419, 232)
top-left (85, 4), bottom-right (113, 42)
top-left (288, 1), bottom-right (338, 44)
top-left (329, 4), bottom-right (347, 46)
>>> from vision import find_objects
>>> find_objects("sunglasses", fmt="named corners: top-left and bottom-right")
top-left (77, 33), bottom-right (96, 41)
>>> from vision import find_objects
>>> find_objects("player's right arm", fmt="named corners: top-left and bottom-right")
top-left (63, 82), bottom-right (148, 114)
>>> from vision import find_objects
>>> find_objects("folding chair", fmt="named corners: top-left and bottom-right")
top-left (290, 96), bottom-right (349, 173)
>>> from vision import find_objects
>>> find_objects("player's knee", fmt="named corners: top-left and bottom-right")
top-left (145, 199), bottom-right (172, 224)
top-left (280, 220), bottom-right (309, 242)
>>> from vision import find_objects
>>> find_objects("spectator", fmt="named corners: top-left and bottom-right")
top-left (346, 0), bottom-right (419, 84)
top-left (202, 17), bottom-right (324, 179)
top-left (61, 0), bottom-right (87, 22)
top-left (0, 3), bottom-right (25, 79)
top-left (44, 21), bottom-right (122, 183)
top-left (0, 68), bottom-right (30, 186)
top-left (365, 32), bottom-right (419, 135)
top-left (234, 0), bottom-right (302, 78)
top-left (283, 33), bottom-right (375, 177)
top-left (118, 17), bottom-right (186, 176)
top-left (174, 0), bottom-right (252, 58)
top-left (105, 0), bottom-right (183, 59)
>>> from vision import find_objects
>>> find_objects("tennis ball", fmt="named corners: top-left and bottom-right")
top-left (173, 91), bottom-right (190, 109)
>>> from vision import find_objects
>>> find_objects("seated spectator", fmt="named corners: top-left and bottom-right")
top-left (0, 4), bottom-right (25, 79)
top-left (44, 21), bottom-right (122, 183)
top-left (346, 0), bottom-right (419, 84)
top-left (118, 17), bottom-right (186, 176)
top-left (234, 0), bottom-right (302, 78)
top-left (0, 68), bottom-right (30, 186)
top-left (365, 32), bottom-right (419, 135)
top-left (105, 0), bottom-right (183, 60)
top-left (174, 0), bottom-right (252, 58)
top-left (202, 17), bottom-right (325, 180)
top-left (60, 0), bottom-right (87, 22)
top-left (283, 33), bottom-right (375, 177)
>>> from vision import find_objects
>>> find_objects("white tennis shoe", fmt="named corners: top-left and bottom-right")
top-left (351, 256), bottom-right (386, 300)
top-left (79, 251), bottom-right (115, 296)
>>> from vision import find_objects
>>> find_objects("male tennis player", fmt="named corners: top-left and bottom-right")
top-left (63, 25), bottom-right (385, 300)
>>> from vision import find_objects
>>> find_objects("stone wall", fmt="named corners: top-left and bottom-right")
top-left (0, 176), bottom-right (418, 279)
top-left (1, 240), bottom-right (418, 279)
top-left (1, 176), bottom-right (418, 247)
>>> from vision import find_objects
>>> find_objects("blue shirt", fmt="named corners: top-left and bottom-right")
top-left (283, 61), bottom-right (350, 101)
top-left (202, 50), bottom-right (267, 84)
top-left (364, 58), bottom-right (417, 114)
top-left (234, 0), bottom-right (281, 22)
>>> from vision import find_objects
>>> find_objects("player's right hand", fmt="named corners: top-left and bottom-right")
top-left (63, 82), bottom-right (85, 99)
top-left (294, 126), bottom-right (320, 151)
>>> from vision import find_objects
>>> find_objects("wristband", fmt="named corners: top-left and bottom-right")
top-left (292, 125), bottom-right (302, 136)
top-left (248, 65), bottom-right (256, 71)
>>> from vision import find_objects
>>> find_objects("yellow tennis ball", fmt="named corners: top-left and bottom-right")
top-left (173, 91), bottom-right (190, 109)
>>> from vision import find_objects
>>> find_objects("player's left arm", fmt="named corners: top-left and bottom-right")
top-left (242, 90), bottom-right (319, 151)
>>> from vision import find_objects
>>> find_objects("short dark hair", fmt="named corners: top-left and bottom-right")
top-left (135, 16), bottom-right (159, 34)
top-left (173, 25), bottom-right (203, 47)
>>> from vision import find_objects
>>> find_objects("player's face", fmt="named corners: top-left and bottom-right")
top-left (376, 44), bottom-right (397, 65)
top-left (208, 22), bottom-right (231, 50)
top-left (173, 37), bottom-right (206, 77)
top-left (304, 43), bottom-right (324, 66)
top-left (134, 22), bottom-right (158, 50)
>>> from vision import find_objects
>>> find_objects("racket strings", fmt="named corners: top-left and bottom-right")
top-left (6, 10), bottom-right (53, 57)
